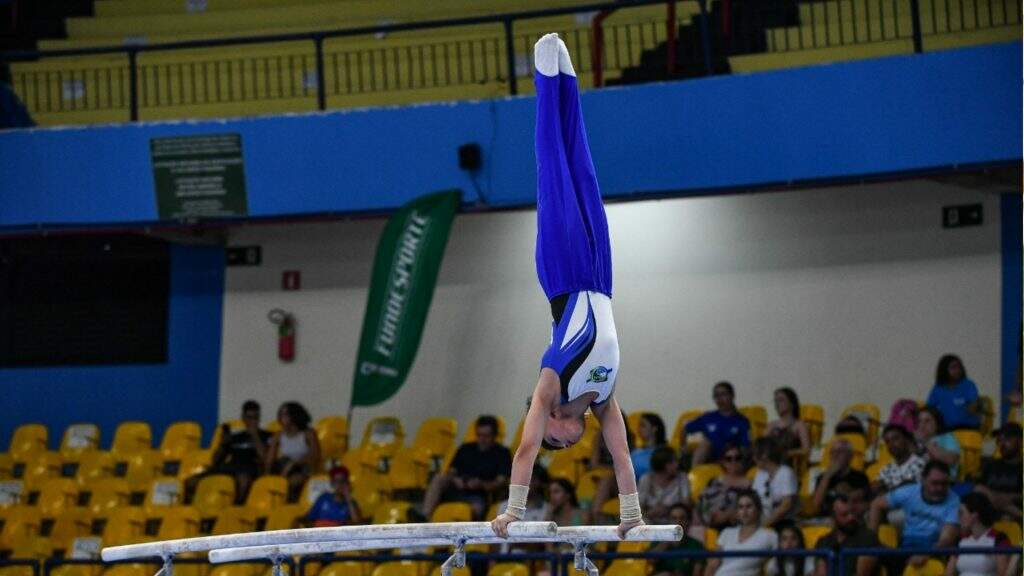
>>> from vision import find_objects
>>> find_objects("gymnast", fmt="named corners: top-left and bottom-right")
top-left (492, 33), bottom-right (643, 539)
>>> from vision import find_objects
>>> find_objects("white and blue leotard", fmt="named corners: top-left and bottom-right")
top-left (534, 35), bottom-right (619, 407)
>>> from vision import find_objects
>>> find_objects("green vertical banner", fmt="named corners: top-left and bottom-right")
top-left (350, 190), bottom-right (461, 407)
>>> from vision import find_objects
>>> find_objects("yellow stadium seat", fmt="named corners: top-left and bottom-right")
top-left (315, 416), bottom-right (350, 462)
top-left (704, 527), bottom-right (719, 550)
top-left (60, 424), bottom-right (101, 460)
top-left (75, 451), bottom-right (116, 488)
top-left (153, 506), bottom-right (201, 540)
top-left (993, 521), bottom-right (1022, 545)
top-left (626, 412), bottom-right (657, 448)
top-left (372, 501), bottom-right (414, 525)
top-left (878, 524), bottom-right (898, 548)
top-left (487, 564), bottom-right (530, 576)
top-left (952, 430), bottom-right (982, 480)
top-left (547, 448), bottom-right (585, 485)
top-left (22, 452), bottom-right (62, 494)
top-left (361, 417), bottom-right (406, 456)
top-left (411, 418), bottom-right (457, 457)
top-left (111, 422), bottom-right (153, 457)
top-left (193, 474), bottom-right (235, 517)
top-left (902, 558), bottom-right (945, 576)
top-left (245, 475), bottom-right (288, 515)
top-left (463, 416), bottom-right (506, 444)
top-left (318, 561), bottom-right (370, 576)
top-left (119, 450), bottom-right (163, 493)
top-left (102, 566), bottom-right (152, 576)
top-left (430, 502), bottom-right (473, 523)
top-left (0, 507), bottom-right (41, 551)
top-left (385, 449), bottom-right (430, 493)
top-left (44, 508), bottom-right (92, 551)
top-left (800, 404), bottom-right (825, 448)
top-left (263, 504), bottom-right (304, 531)
top-left (144, 477), bottom-right (184, 512)
top-left (371, 563), bottom-right (419, 576)
top-left (160, 422), bottom-right (202, 461)
top-left (801, 525), bottom-right (831, 548)
top-left (8, 425), bottom-right (48, 461)
top-left (428, 567), bottom-right (470, 576)
top-left (86, 478), bottom-right (131, 517)
top-left (739, 406), bottom-right (768, 439)
top-left (209, 420), bottom-right (245, 450)
top-left (575, 469), bottom-right (611, 505)
top-left (176, 450), bottom-right (213, 481)
top-left (0, 454), bottom-right (13, 480)
top-left (840, 403), bottom-right (881, 448)
top-left (687, 464), bottom-right (723, 502)
top-left (978, 396), bottom-right (995, 435)
top-left (211, 506), bottom-right (257, 535)
top-left (865, 462), bottom-right (883, 483)
top-left (100, 507), bottom-right (147, 546)
top-left (670, 409), bottom-right (703, 452)
top-left (209, 565), bottom-right (261, 576)
top-left (36, 478), bottom-right (79, 517)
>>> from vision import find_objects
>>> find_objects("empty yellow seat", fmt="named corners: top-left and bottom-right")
top-left (36, 478), bottom-right (79, 517)
top-left (60, 424), bottom-right (101, 460)
top-left (211, 506), bottom-right (256, 535)
top-left (671, 409), bottom-right (704, 452)
top-left (193, 474), bottom-right (235, 517)
top-left (8, 425), bottom-right (48, 462)
top-left (993, 520), bottom-right (1022, 545)
top-left (119, 451), bottom-right (164, 493)
top-left (315, 416), bottom-right (349, 462)
top-left (952, 430), bottom-right (982, 480)
top-left (430, 502), bottom-right (473, 523)
top-left (175, 450), bottom-right (213, 481)
top-left (245, 475), bottom-right (288, 515)
top-left (318, 561), bottom-right (370, 576)
top-left (85, 478), bottom-right (131, 517)
top-left (22, 452), bottom-right (62, 494)
top-left (208, 565), bottom-right (261, 576)
top-left (152, 506), bottom-right (202, 540)
top-left (361, 417), bottom-right (406, 455)
top-left (44, 508), bottom-right (92, 551)
top-left (100, 507), bottom-right (147, 546)
top-left (74, 451), bottom-right (116, 488)
top-left (370, 562), bottom-right (419, 576)
top-left (263, 504), bottom-right (304, 531)
top-left (111, 422), bottom-right (153, 457)
top-left (739, 406), bottom-right (768, 439)
top-left (159, 422), bottom-right (202, 461)
top-left (144, 477), bottom-right (184, 512)
top-left (0, 507), bottom-right (41, 551)
top-left (688, 464), bottom-right (723, 502)
top-left (800, 404), bottom-right (825, 447)
top-left (411, 418), bottom-right (457, 456)
top-left (102, 565), bottom-right (153, 576)
top-left (372, 501), bottom-right (414, 525)
top-left (487, 564), bottom-right (529, 576)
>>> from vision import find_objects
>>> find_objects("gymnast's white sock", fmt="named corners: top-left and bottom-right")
top-left (534, 33), bottom-right (560, 77)
top-left (556, 37), bottom-right (576, 77)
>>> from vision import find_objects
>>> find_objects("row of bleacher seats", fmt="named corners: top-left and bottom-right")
top-left (7, 0), bottom-right (1019, 126)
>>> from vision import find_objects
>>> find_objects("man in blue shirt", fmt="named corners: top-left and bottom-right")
top-left (303, 466), bottom-right (362, 527)
top-left (869, 460), bottom-right (959, 569)
top-left (684, 381), bottom-right (751, 465)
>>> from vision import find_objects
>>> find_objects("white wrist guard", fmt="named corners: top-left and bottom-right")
top-left (619, 492), bottom-right (642, 523)
top-left (506, 484), bottom-right (529, 520)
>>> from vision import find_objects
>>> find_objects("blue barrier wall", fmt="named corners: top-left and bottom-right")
top-left (0, 244), bottom-right (224, 449)
top-left (0, 42), bottom-right (1020, 230)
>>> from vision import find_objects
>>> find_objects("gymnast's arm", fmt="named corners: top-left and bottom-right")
top-left (593, 396), bottom-right (646, 538)
top-left (491, 371), bottom-right (559, 536)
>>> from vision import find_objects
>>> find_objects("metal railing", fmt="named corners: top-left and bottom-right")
top-left (26, 544), bottom-right (1024, 576)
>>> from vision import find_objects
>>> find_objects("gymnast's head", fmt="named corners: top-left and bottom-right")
top-left (542, 410), bottom-right (585, 450)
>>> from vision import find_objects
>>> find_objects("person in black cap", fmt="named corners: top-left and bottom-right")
top-left (974, 421), bottom-right (1022, 521)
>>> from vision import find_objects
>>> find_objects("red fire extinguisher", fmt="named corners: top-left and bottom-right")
top-left (267, 309), bottom-right (296, 362)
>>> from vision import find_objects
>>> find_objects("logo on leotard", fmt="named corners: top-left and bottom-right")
top-left (587, 366), bottom-right (612, 383)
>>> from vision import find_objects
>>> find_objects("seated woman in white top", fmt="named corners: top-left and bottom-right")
top-left (704, 490), bottom-right (778, 576)
top-left (766, 521), bottom-right (815, 576)
top-left (751, 437), bottom-right (799, 526)
top-left (266, 401), bottom-right (321, 502)
top-left (946, 493), bottom-right (1012, 576)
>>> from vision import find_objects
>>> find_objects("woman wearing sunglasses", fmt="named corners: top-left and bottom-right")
top-left (699, 443), bottom-right (752, 530)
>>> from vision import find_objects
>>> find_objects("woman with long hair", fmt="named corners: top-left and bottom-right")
top-left (704, 490), bottom-right (777, 576)
top-left (766, 388), bottom-right (810, 468)
top-left (544, 477), bottom-right (586, 526)
top-left (928, 354), bottom-right (981, 430)
top-left (945, 492), bottom-right (1012, 576)
top-left (915, 405), bottom-right (961, 478)
top-left (766, 521), bottom-right (814, 576)
top-left (265, 401), bottom-right (321, 502)
top-left (699, 443), bottom-right (751, 529)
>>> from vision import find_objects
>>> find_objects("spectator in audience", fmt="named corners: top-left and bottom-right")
top-left (301, 465), bottom-right (362, 527)
top-left (684, 381), bottom-right (751, 466)
top-left (766, 388), bottom-right (811, 469)
top-left (946, 492), bottom-right (1012, 576)
top-left (813, 483), bottom-right (880, 576)
top-left (699, 443), bottom-right (751, 530)
top-left (704, 490), bottom-right (777, 576)
top-left (752, 437), bottom-right (799, 526)
top-left (874, 424), bottom-right (927, 494)
top-left (187, 400), bottom-right (271, 503)
top-left (638, 446), bottom-right (691, 524)
top-left (915, 407), bottom-right (961, 479)
top-left (632, 413), bottom-right (668, 480)
top-left (927, 354), bottom-right (981, 430)
top-left (423, 415), bottom-right (512, 519)
top-left (650, 502), bottom-right (705, 576)
top-left (869, 460), bottom-right (960, 568)
top-left (766, 521), bottom-right (815, 576)
top-left (974, 422), bottom-right (1022, 522)
top-left (544, 477), bottom-right (586, 526)
top-left (812, 438), bottom-right (869, 516)
top-left (266, 401), bottom-right (321, 502)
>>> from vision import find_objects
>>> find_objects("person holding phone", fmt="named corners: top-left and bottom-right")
top-left (187, 400), bottom-right (271, 503)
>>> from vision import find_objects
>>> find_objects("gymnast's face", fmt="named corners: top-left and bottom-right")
top-left (545, 413), bottom-right (584, 449)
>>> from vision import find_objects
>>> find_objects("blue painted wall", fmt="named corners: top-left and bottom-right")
top-left (0, 244), bottom-right (224, 449)
top-left (0, 43), bottom-right (1020, 230)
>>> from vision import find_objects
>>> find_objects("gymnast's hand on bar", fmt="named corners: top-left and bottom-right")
top-left (490, 512), bottom-right (518, 538)
top-left (617, 518), bottom-right (645, 540)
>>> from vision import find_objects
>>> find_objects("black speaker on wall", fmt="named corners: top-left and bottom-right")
top-left (458, 143), bottom-right (482, 171)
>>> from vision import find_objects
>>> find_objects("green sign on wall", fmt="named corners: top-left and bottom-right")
top-left (151, 133), bottom-right (249, 219)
